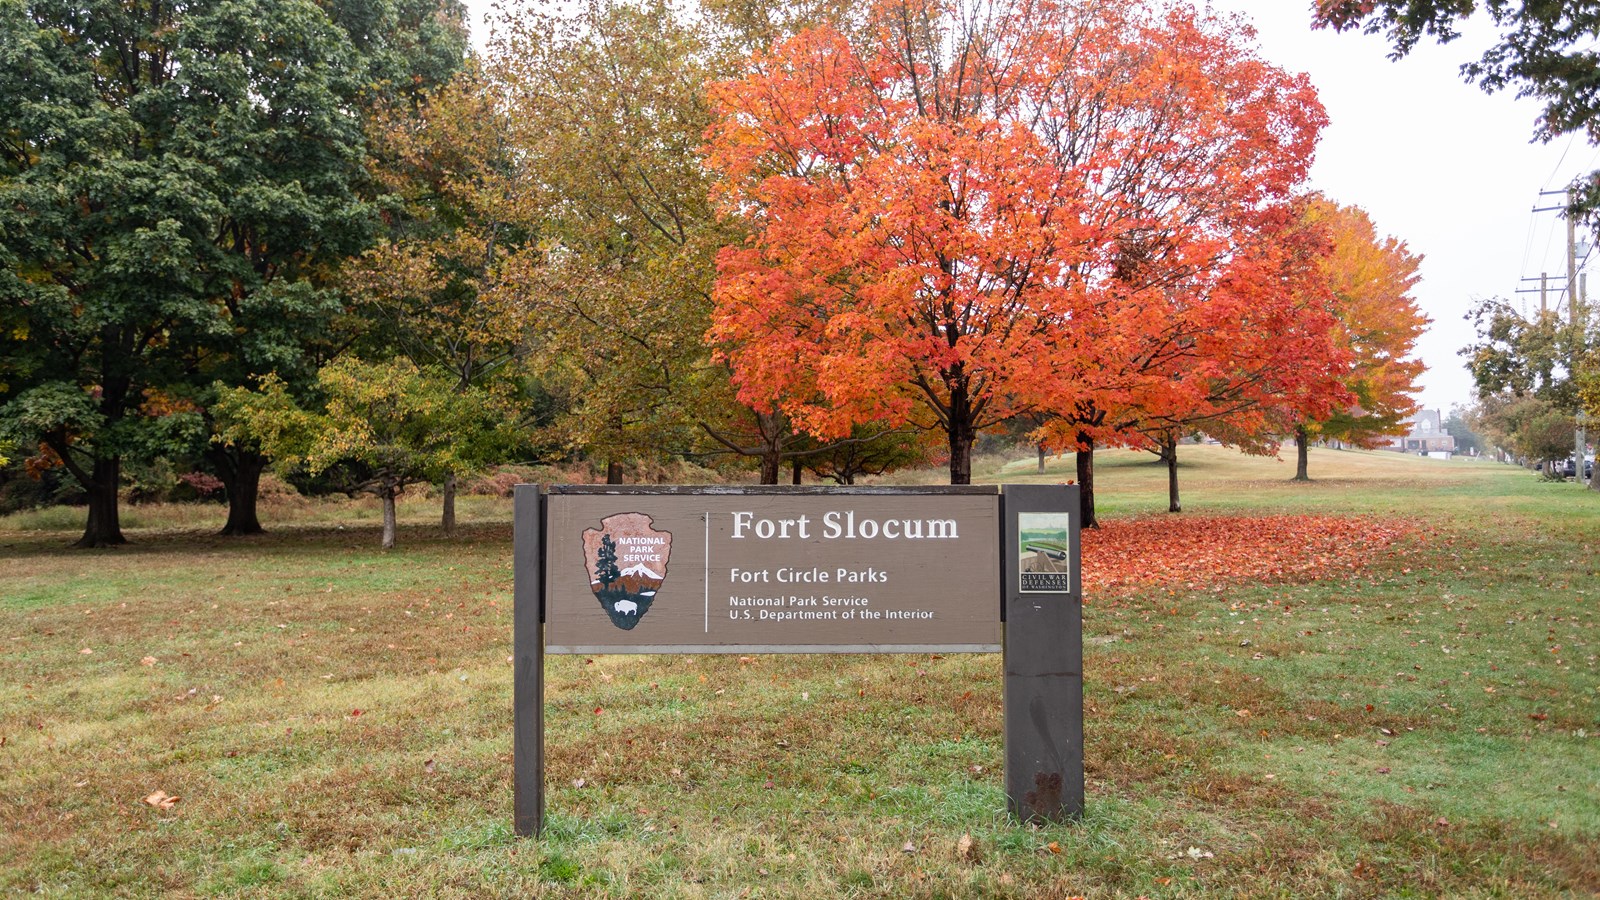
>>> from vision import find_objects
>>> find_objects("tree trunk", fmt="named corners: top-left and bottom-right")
top-left (759, 450), bottom-right (781, 485)
top-left (74, 456), bottom-right (127, 548)
top-left (214, 448), bottom-right (266, 537)
top-left (752, 410), bottom-right (784, 484)
top-left (441, 470), bottom-right (457, 536)
top-left (947, 384), bottom-right (975, 485)
top-left (1075, 431), bottom-right (1097, 529)
top-left (381, 481), bottom-right (398, 550)
top-left (1165, 434), bottom-right (1181, 513)
top-left (1293, 424), bottom-right (1311, 481)
top-left (606, 461), bottom-right (624, 484)
top-left (791, 457), bottom-right (803, 485)
top-left (1037, 443), bottom-right (1047, 475)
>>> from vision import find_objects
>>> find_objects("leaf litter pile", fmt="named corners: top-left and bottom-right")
top-left (1081, 514), bottom-right (1418, 599)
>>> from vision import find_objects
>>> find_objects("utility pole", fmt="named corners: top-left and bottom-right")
top-left (1586, 275), bottom-right (1597, 491)
top-left (1570, 185), bottom-right (1580, 321)
top-left (1533, 186), bottom-right (1592, 485)
top-left (1569, 185), bottom-right (1585, 484)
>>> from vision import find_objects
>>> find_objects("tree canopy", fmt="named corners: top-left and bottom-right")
top-left (706, 0), bottom-right (1328, 487)
top-left (0, 0), bottom-right (465, 545)
top-left (1298, 196), bottom-right (1428, 472)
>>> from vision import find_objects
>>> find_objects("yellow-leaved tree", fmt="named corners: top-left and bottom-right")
top-left (1293, 196), bottom-right (1427, 480)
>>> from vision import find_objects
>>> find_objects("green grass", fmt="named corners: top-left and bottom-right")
top-left (1, 447), bottom-right (1596, 897)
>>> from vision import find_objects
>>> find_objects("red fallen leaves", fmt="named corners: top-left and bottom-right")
top-left (1082, 515), bottom-right (1416, 599)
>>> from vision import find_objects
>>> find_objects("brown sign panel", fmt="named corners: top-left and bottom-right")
top-left (544, 491), bottom-right (1002, 653)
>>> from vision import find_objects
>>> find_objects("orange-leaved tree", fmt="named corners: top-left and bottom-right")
top-left (1291, 195), bottom-right (1426, 480)
top-left (1106, 199), bottom-right (1352, 512)
top-left (706, 0), bottom-right (1329, 490)
top-left (706, 0), bottom-right (1109, 484)
top-left (1020, 5), bottom-right (1331, 520)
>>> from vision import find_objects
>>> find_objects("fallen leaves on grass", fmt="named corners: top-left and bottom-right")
top-left (956, 833), bottom-right (982, 863)
top-left (1082, 515), bottom-right (1416, 598)
top-left (142, 790), bottom-right (179, 810)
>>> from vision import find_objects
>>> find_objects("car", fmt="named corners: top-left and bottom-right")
top-left (1554, 457), bottom-right (1594, 479)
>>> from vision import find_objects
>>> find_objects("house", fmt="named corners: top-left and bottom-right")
top-left (1388, 410), bottom-right (1456, 457)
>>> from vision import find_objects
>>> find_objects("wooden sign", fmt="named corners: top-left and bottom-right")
top-left (513, 484), bottom-right (1081, 838)
top-left (542, 490), bottom-right (1002, 653)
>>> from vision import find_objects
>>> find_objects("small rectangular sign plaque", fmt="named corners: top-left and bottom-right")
top-left (542, 488), bottom-right (1001, 653)
top-left (1017, 511), bottom-right (1075, 594)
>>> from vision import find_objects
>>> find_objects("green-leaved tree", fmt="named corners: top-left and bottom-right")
top-left (216, 358), bottom-right (507, 549)
top-left (0, 0), bottom-right (462, 546)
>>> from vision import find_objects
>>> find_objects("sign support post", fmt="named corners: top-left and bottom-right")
top-left (512, 485), bottom-right (544, 837)
top-left (1001, 484), bottom-right (1084, 822)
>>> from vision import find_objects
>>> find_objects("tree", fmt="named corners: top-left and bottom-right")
top-left (595, 534), bottom-right (621, 587)
top-left (1464, 301), bottom-right (1582, 406)
top-left (1312, 1), bottom-right (1600, 219)
top-left (0, 0), bottom-right (374, 546)
top-left (489, 0), bottom-right (740, 480)
top-left (1471, 391), bottom-right (1577, 473)
top-left (1291, 197), bottom-right (1427, 480)
top-left (216, 359), bottom-right (505, 549)
top-left (707, 0), bottom-right (1328, 492)
top-left (708, 0), bottom-right (1112, 486)
top-left (1444, 403), bottom-right (1482, 454)
top-left (0, 0), bottom-right (466, 546)
top-left (1081, 199), bottom-right (1350, 513)
top-left (1464, 296), bottom-right (1594, 485)
top-left (1019, 5), bottom-right (1329, 522)
top-left (351, 65), bottom-right (536, 532)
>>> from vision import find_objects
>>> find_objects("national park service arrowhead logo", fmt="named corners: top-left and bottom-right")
top-left (582, 512), bottom-right (672, 630)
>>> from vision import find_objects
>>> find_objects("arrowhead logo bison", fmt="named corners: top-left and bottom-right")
top-left (581, 512), bottom-right (672, 630)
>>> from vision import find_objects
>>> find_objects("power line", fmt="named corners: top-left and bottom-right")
top-left (1542, 130), bottom-right (1581, 191)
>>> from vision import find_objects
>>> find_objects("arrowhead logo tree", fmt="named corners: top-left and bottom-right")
top-left (581, 513), bottom-right (673, 630)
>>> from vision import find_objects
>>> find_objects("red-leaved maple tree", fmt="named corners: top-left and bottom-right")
top-left (1091, 199), bottom-right (1354, 513)
top-left (706, 0), bottom-right (1331, 487)
top-left (1019, 8), bottom-right (1337, 519)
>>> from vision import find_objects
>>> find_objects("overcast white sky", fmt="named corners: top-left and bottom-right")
top-left (1210, 1), bottom-right (1594, 413)
top-left (463, 1), bottom-right (1596, 413)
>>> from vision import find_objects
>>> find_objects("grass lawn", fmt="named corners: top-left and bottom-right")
top-left (1, 446), bottom-right (1596, 897)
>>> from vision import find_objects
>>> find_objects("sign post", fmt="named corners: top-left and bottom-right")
top-left (512, 483), bottom-right (1081, 836)
top-left (1002, 484), bottom-right (1084, 822)
top-left (512, 485), bottom-right (544, 838)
